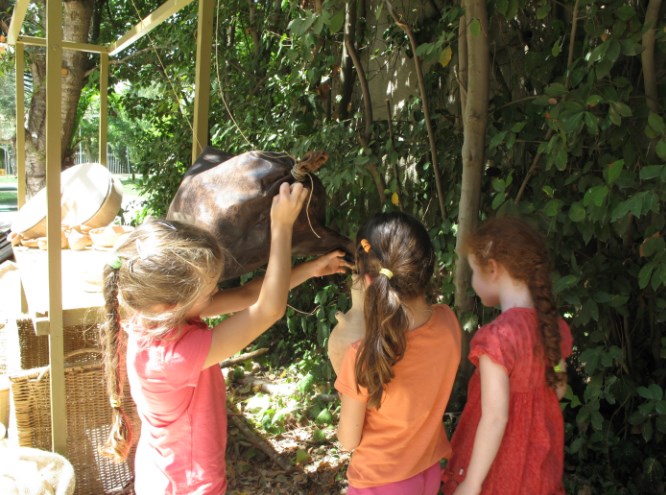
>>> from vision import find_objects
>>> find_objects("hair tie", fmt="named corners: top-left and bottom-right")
top-left (108, 256), bottom-right (122, 270)
top-left (360, 239), bottom-right (372, 253)
top-left (553, 362), bottom-right (564, 373)
top-left (110, 397), bottom-right (122, 409)
top-left (379, 267), bottom-right (394, 279)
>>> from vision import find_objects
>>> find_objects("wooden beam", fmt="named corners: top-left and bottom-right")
top-left (45, 0), bottom-right (67, 456)
top-left (6, 0), bottom-right (30, 44)
top-left (108, 0), bottom-right (195, 56)
top-left (15, 43), bottom-right (26, 209)
top-left (192, 0), bottom-right (214, 163)
top-left (16, 36), bottom-right (109, 54)
top-left (99, 53), bottom-right (109, 166)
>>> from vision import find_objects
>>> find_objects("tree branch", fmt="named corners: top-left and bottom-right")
top-left (344, 35), bottom-right (386, 205)
top-left (385, 0), bottom-right (446, 222)
top-left (641, 0), bottom-right (662, 113)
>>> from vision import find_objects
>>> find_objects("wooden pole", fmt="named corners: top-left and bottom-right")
top-left (192, 0), bottom-right (214, 164)
top-left (46, 0), bottom-right (67, 455)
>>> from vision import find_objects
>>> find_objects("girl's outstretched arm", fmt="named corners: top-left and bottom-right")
top-left (337, 393), bottom-right (366, 451)
top-left (452, 355), bottom-right (509, 495)
top-left (202, 182), bottom-right (308, 368)
top-left (200, 250), bottom-right (352, 318)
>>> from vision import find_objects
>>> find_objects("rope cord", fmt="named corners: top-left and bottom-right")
top-left (213, 0), bottom-right (253, 147)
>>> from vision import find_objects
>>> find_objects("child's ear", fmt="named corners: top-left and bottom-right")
top-left (486, 259), bottom-right (500, 278)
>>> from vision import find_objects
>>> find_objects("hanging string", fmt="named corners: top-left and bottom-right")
top-left (127, 0), bottom-right (195, 142)
top-left (214, 0), bottom-right (253, 148)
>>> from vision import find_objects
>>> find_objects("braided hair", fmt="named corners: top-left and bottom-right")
top-left (100, 219), bottom-right (223, 461)
top-left (462, 216), bottom-right (565, 389)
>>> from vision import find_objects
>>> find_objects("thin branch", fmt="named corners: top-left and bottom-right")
top-left (642, 0), bottom-right (662, 113)
top-left (516, 0), bottom-right (579, 203)
top-left (344, 35), bottom-right (386, 205)
top-left (385, 0), bottom-right (446, 222)
top-left (220, 348), bottom-right (269, 368)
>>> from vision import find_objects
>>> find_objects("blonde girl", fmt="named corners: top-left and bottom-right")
top-left (100, 182), bottom-right (349, 494)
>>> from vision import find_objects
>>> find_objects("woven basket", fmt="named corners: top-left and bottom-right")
top-left (8, 349), bottom-right (138, 495)
top-left (9, 318), bottom-right (101, 371)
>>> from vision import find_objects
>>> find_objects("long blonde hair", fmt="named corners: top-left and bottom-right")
top-left (100, 219), bottom-right (223, 461)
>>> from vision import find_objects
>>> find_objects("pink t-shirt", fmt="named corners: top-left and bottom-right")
top-left (125, 318), bottom-right (227, 495)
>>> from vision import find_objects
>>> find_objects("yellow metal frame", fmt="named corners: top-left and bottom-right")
top-left (7, 0), bottom-right (213, 455)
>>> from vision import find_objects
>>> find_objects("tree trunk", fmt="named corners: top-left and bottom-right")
top-left (454, 0), bottom-right (489, 313)
top-left (23, 0), bottom-right (95, 197)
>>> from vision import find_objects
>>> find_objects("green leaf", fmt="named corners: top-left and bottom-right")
top-left (648, 112), bottom-right (666, 135)
top-left (545, 82), bottom-right (567, 97)
top-left (606, 39), bottom-right (621, 63)
top-left (536, 2), bottom-right (550, 19)
top-left (469, 18), bottom-right (481, 36)
top-left (568, 202), bottom-right (586, 222)
top-left (639, 165), bottom-right (665, 181)
top-left (584, 112), bottom-right (598, 135)
top-left (605, 159), bottom-right (624, 184)
top-left (543, 199), bottom-right (561, 217)
top-left (642, 420), bottom-right (653, 442)
top-left (288, 14), bottom-right (317, 36)
top-left (639, 263), bottom-right (655, 289)
top-left (583, 185), bottom-right (608, 207)
top-left (489, 130), bottom-right (507, 150)
top-left (554, 147), bottom-right (568, 171)
top-left (656, 140), bottom-right (666, 161)
top-left (611, 193), bottom-right (645, 221)
top-left (615, 4), bottom-right (636, 21)
top-left (328, 10), bottom-right (345, 33)
top-left (553, 274), bottom-right (578, 294)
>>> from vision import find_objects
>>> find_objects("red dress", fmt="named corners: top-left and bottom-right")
top-left (442, 308), bottom-right (573, 495)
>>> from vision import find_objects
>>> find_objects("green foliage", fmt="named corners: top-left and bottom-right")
top-left (484, 2), bottom-right (666, 492)
top-left (32, 0), bottom-right (664, 491)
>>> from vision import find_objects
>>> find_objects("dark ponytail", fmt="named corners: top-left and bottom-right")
top-left (353, 212), bottom-right (434, 408)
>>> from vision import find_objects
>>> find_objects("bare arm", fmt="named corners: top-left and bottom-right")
top-left (200, 250), bottom-right (352, 318)
top-left (452, 355), bottom-right (510, 495)
top-left (337, 393), bottom-right (366, 451)
top-left (202, 182), bottom-right (308, 368)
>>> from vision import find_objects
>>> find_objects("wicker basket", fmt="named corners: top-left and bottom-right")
top-left (8, 349), bottom-right (138, 495)
top-left (8, 318), bottom-right (101, 371)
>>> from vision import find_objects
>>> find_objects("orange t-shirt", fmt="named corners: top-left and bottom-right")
top-left (335, 304), bottom-right (462, 488)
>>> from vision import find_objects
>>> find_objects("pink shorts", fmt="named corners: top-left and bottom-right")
top-left (347, 462), bottom-right (442, 495)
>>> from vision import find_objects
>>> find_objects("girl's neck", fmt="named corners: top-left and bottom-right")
top-left (499, 277), bottom-right (534, 312)
top-left (405, 297), bottom-right (433, 331)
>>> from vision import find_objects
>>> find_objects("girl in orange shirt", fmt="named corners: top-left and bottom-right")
top-left (335, 212), bottom-right (462, 495)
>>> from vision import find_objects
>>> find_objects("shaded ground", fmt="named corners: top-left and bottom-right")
top-left (224, 367), bottom-right (350, 495)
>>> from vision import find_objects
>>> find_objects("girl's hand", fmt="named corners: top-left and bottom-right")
top-left (270, 182), bottom-right (308, 228)
top-left (310, 250), bottom-right (354, 277)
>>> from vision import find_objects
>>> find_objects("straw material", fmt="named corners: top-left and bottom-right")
top-left (8, 350), bottom-right (138, 495)
top-left (10, 318), bottom-right (100, 371)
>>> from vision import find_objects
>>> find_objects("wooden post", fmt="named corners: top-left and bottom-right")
top-left (99, 52), bottom-right (109, 166)
top-left (46, 0), bottom-right (67, 455)
top-left (192, 0), bottom-right (214, 164)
